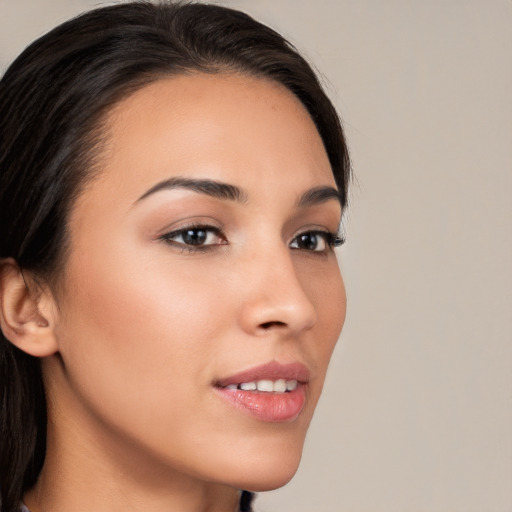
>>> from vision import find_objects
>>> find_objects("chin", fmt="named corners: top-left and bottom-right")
top-left (243, 470), bottom-right (300, 493)
top-left (225, 444), bottom-right (304, 492)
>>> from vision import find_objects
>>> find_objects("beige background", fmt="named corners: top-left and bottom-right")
top-left (1, 1), bottom-right (511, 511)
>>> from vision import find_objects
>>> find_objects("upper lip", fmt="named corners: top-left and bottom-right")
top-left (215, 361), bottom-right (310, 388)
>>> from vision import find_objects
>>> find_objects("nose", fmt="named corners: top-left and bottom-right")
top-left (237, 245), bottom-right (318, 337)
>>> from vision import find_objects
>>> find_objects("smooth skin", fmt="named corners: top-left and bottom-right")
top-left (1, 73), bottom-right (346, 512)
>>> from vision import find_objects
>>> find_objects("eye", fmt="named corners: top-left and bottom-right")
top-left (160, 225), bottom-right (226, 250)
top-left (290, 231), bottom-right (345, 252)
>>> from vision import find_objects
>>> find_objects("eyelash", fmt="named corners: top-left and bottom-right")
top-left (159, 224), bottom-right (345, 254)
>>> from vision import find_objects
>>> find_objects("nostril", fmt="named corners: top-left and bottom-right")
top-left (260, 321), bottom-right (287, 329)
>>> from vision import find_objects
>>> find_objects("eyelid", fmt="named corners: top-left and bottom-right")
top-left (154, 215), bottom-right (225, 236)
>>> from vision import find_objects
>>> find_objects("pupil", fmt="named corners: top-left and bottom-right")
top-left (299, 233), bottom-right (317, 250)
top-left (184, 229), bottom-right (206, 245)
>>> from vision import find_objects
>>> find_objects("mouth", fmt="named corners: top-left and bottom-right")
top-left (214, 361), bottom-right (309, 423)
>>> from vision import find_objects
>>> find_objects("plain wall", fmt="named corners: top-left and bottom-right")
top-left (1, 1), bottom-right (511, 511)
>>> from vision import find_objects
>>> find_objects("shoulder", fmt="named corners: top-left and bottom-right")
top-left (17, 505), bottom-right (31, 512)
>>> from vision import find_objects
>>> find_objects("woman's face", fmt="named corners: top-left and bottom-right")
top-left (48, 73), bottom-right (346, 491)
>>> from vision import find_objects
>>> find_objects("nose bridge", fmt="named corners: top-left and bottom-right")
top-left (238, 239), bottom-right (317, 336)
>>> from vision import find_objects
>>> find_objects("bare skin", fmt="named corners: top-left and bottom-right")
top-left (9, 73), bottom-right (346, 512)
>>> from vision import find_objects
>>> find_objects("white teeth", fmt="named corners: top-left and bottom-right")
top-left (273, 379), bottom-right (287, 392)
top-left (225, 379), bottom-right (299, 393)
top-left (286, 380), bottom-right (298, 391)
top-left (240, 381), bottom-right (257, 391)
top-left (256, 379), bottom-right (274, 392)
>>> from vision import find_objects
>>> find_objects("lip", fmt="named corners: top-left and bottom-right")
top-left (215, 361), bottom-right (310, 388)
top-left (214, 361), bottom-right (309, 423)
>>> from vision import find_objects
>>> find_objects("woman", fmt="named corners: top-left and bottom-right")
top-left (0, 2), bottom-right (350, 511)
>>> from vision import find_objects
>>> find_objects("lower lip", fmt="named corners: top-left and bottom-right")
top-left (215, 385), bottom-right (306, 422)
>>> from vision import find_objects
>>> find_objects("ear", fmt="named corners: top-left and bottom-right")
top-left (0, 258), bottom-right (59, 357)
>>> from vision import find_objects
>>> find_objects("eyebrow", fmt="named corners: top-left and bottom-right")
top-left (136, 177), bottom-right (342, 209)
top-left (296, 186), bottom-right (343, 209)
top-left (136, 177), bottom-right (247, 203)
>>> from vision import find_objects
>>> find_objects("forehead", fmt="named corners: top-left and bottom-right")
top-left (79, 72), bottom-right (335, 209)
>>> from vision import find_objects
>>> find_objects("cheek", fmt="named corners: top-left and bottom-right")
top-left (302, 256), bottom-right (346, 330)
top-left (299, 257), bottom-right (346, 373)
top-left (54, 239), bottom-right (229, 430)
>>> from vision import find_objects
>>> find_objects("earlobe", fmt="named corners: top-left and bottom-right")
top-left (0, 258), bottom-right (59, 357)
